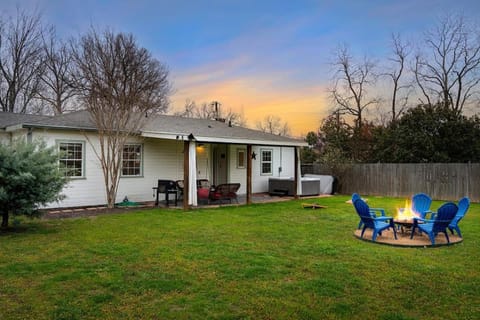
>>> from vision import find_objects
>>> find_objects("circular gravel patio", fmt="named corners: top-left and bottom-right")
top-left (354, 228), bottom-right (463, 247)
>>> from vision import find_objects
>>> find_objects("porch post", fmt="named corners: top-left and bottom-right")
top-left (188, 141), bottom-right (198, 206)
top-left (294, 146), bottom-right (299, 199)
top-left (246, 144), bottom-right (252, 204)
top-left (183, 140), bottom-right (189, 210)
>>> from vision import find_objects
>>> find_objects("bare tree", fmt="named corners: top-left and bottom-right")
top-left (37, 27), bottom-right (76, 115)
top-left (329, 45), bottom-right (379, 128)
top-left (255, 114), bottom-right (291, 136)
top-left (175, 99), bottom-right (247, 126)
top-left (414, 14), bottom-right (480, 115)
top-left (0, 9), bottom-right (44, 113)
top-left (385, 33), bottom-right (412, 123)
top-left (71, 29), bottom-right (171, 208)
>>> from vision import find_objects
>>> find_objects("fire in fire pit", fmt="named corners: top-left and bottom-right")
top-left (396, 199), bottom-right (420, 221)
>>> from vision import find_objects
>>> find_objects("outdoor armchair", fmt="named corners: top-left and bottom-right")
top-left (353, 197), bottom-right (397, 242)
top-left (353, 193), bottom-right (387, 229)
top-left (412, 193), bottom-right (433, 219)
top-left (410, 202), bottom-right (458, 245)
top-left (448, 197), bottom-right (470, 238)
top-left (209, 183), bottom-right (241, 204)
top-left (153, 180), bottom-right (178, 207)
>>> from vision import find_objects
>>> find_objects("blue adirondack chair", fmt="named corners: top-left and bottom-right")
top-left (353, 198), bottom-right (397, 242)
top-left (353, 193), bottom-right (386, 229)
top-left (410, 202), bottom-right (458, 245)
top-left (448, 197), bottom-right (470, 238)
top-left (411, 193), bottom-right (433, 219)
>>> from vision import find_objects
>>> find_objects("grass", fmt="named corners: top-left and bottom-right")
top-left (1, 195), bottom-right (479, 320)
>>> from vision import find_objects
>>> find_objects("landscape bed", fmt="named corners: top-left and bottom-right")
top-left (0, 195), bottom-right (479, 319)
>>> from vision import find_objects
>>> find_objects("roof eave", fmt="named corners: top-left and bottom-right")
top-left (141, 131), bottom-right (307, 147)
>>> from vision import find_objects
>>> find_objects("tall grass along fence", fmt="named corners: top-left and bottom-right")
top-left (302, 163), bottom-right (480, 202)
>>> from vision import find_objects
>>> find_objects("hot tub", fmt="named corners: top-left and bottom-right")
top-left (268, 177), bottom-right (321, 196)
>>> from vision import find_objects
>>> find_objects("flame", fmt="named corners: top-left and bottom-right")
top-left (396, 199), bottom-right (418, 221)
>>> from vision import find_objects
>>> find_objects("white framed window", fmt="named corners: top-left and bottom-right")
top-left (237, 148), bottom-right (246, 169)
top-left (58, 141), bottom-right (85, 178)
top-left (260, 149), bottom-right (273, 175)
top-left (122, 144), bottom-right (143, 177)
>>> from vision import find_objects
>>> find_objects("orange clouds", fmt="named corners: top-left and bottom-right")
top-left (170, 70), bottom-right (329, 137)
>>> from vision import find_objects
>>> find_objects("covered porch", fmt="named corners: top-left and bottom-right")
top-left (145, 136), bottom-right (305, 210)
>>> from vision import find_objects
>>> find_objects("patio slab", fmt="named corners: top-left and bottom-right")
top-left (354, 228), bottom-right (463, 247)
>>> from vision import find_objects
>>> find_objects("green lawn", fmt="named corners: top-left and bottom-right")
top-left (1, 195), bottom-right (479, 320)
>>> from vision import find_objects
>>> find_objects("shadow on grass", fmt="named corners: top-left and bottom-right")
top-left (0, 221), bottom-right (59, 236)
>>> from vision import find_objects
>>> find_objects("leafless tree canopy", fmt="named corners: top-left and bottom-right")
top-left (414, 14), bottom-right (480, 115)
top-left (175, 99), bottom-right (247, 127)
top-left (329, 45), bottom-right (379, 128)
top-left (255, 114), bottom-right (291, 136)
top-left (70, 29), bottom-right (171, 208)
top-left (385, 33), bottom-right (412, 123)
top-left (0, 9), bottom-right (44, 113)
top-left (38, 27), bottom-right (76, 115)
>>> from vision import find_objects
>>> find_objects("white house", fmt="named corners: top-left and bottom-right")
top-left (0, 111), bottom-right (308, 208)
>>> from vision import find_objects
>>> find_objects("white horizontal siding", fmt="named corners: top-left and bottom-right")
top-left (196, 144), bottom-right (211, 181)
top-left (251, 146), bottom-right (296, 193)
top-left (228, 145), bottom-right (247, 194)
top-left (9, 128), bottom-right (298, 207)
top-left (33, 129), bottom-right (186, 208)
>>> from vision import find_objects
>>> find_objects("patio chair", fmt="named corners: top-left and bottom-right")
top-left (412, 193), bottom-right (433, 219)
top-left (353, 193), bottom-right (386, 229)
top-left (153, 180), bottom-right (178, 207)
top-left (209, 183), bottom-right (241, 204)
top-left (353, 198), bottom-right (397, 242)
top-left (410, 202), bottom-right (458, 245)
top-left (448, 197), bottom-right (470, 238)
top-left (176, 180), bottom-right (184, 200)
top-left (197, 180), bottom-right (211, 204)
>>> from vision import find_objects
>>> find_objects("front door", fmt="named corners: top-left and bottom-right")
top-left (213, 144), bottom-right (228, 186)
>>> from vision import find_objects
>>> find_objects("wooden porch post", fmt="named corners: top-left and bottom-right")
top-left (246, 144), bottom-right (252, 205)
top-left (294, 146), bottom-right (299, 199)
top-left (183, 140), bottom-right (190, 210)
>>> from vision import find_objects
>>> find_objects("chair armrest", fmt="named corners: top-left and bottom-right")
top-left (414, 217), bottom-right (434, 223)
top-left (425, 210), bottom-right (436, 219)
top-left (375, 216), bottom-right (393, 221)
top-left (370, 208), bottom-right (386, 216)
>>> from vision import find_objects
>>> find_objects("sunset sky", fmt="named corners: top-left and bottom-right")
top-left (2, 0), bottom-right (480, 136)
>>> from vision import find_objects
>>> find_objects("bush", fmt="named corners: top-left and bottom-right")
top-left (0, 139), bottom-right (67, 228)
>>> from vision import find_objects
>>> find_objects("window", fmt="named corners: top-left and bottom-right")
top-left (260, 149), bottom-right (273, 175)
top-left (58, 141), bottom-right (84, 178)
top-left (122, 144), bottom-right (143, 176)
top-left (237, 148), bottom-right (246, 169)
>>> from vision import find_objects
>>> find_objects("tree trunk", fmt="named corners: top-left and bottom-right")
top-left (1, 211), bottom-right (9, 228)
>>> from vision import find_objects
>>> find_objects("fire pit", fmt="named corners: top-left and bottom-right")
top-left (394, 199), bottom-right (420, 234)
top-left (353, 198), bottom-right (463, 247)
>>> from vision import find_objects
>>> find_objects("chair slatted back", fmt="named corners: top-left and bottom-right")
top-left (412, 193), bottom-right (432, 218)
top-left (432, 202), bottom-right (458, 233)
top-left (157, 180), bottom-right (177, 193)
top-left (353, 198), bottom-right (375, 229)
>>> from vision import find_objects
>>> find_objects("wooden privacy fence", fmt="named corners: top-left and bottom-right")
top-left (302, 163), bottom-right (480, 202)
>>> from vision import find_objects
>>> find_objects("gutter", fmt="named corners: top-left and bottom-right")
top-left (141, 131), bottom-right (308, 147)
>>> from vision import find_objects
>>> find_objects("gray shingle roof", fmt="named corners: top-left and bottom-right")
top-left (2, 110), bottom-right (306, 146)
top-left (0, 112), bottom-right (51, 129)
top-left (143, 114), bottom-right (304, 145)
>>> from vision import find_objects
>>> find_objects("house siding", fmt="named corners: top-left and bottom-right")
top-left (227, 145), bottom-right (296, 194)
top-left (228, 145), bottom-right (247, 194)
top-left (250, 146), bottom-right (295, 193)
top-left (33, 129), bottom-right (186, 208)
top-left (6, 126), bottom-right (298, 208)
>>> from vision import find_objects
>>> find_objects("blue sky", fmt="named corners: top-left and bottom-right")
top-left (2, 0), bottom-right (480, 135)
